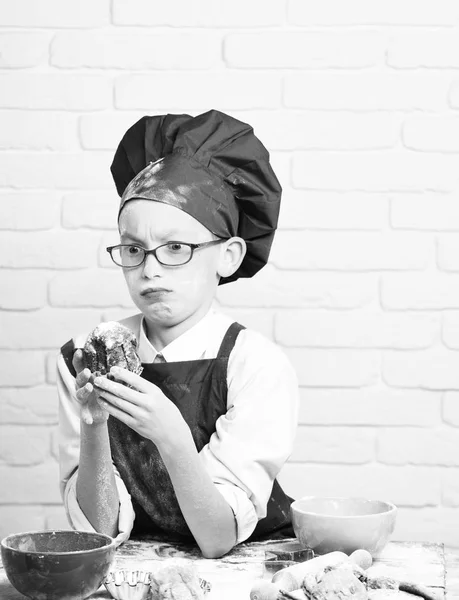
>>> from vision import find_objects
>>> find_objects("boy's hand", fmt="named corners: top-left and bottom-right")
top-left (93, 367), bottom-right (189, 448)
top-left (72, 349), bottom-right (109, 425)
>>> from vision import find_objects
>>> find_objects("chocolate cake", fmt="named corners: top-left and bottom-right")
top-left (83, 321), bottom-right (143, 377)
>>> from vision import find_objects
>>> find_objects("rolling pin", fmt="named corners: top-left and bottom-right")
top-left (250, 549), bottom-right (373, 600)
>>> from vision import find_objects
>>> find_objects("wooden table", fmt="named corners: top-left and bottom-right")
top-left (0, 539), bottom-right (455, 599)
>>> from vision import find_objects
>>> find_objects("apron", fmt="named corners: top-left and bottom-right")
top-left (61, 322), bottom-right (294, 543)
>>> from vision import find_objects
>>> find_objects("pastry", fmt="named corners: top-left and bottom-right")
top-left (83, 321), bottom-right (143, 377)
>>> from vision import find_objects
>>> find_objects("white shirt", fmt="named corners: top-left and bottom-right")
top-left (57, 309), bottom-right (299, 546)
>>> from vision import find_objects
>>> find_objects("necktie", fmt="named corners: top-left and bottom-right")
top-left (154, 353), bottom-right (166, 364)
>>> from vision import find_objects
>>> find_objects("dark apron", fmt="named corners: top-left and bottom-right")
top-left (61, 322), bottom-right (294, 543)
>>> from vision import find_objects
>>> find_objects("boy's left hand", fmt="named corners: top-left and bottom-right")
top-left (93, 367), bottom-right (189, 448)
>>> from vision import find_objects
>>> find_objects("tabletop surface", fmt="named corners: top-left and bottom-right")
top-left (1, 538), bottom-right (457, 600)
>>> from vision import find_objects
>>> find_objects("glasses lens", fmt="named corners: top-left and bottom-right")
top-left (156, 242), bottom-right (192, 266)
top-left (112, 245), bottom-right (145, 267)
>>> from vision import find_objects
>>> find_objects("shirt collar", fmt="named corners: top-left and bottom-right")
top-left (138, 309), bottom-right (217, 363)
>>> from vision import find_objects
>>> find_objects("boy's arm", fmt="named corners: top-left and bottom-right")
top-left (159, 431), bottom-right (238, 558)
top-left (72, 351), bottom-right (120, 536)
top-left (57, 348), bottom-right (134, 542)
top-left (76, 419), bottom-right (120, 538)
top-left (199, 329), bottom-right (300, 542)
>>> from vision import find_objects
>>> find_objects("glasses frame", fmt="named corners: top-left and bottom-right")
top-left (106, 239), bottom-right (225, 268)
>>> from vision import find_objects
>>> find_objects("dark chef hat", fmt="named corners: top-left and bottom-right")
top-left (110, 109), bottom-right (281, 284)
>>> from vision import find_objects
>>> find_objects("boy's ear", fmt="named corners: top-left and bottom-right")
top-left (217, 237), bottom-right (247, 279)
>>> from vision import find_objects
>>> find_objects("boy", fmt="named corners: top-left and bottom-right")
top-left (58, 110), bottom-right (299, 558)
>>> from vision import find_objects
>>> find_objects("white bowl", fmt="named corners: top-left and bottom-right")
top-left (291, 496), bottom-right (397, 557)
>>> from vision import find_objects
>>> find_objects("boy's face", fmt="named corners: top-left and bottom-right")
top-left (118, 199), bottom-right (223, 330)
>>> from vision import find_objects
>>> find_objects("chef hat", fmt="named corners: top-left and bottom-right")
top-left (110, 109), bottom-right (281, 284)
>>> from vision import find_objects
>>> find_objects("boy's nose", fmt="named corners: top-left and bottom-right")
top-left (141, 252), bottom-right (163, 278)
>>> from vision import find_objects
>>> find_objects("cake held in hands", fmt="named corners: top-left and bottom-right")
top-left (83, 321), bottom-right (143, 377)
top-left (79, 322), bottom-right (143, 425)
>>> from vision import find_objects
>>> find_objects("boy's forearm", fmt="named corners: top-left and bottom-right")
top-left (159, 432), bottom-right (237, 559)
top-left (76, 420), bottom-right (120, 538)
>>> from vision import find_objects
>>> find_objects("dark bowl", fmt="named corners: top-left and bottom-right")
top-left (1, 529), bottom-right (116, 600)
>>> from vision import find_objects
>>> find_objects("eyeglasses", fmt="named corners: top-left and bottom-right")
top-left (106, 240), bottom-right (225, 268)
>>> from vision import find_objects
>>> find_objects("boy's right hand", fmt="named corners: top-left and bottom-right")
top-left (73, 349), bottom-right (109, 425)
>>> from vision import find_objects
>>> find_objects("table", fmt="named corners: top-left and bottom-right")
top-left (0, 539), bottom-right (455, 600)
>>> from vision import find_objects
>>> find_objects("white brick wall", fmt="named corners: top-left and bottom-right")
top-left (1, 1), bottom-right (458, 548)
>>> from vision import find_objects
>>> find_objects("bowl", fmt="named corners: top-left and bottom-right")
top-left (291, 496), bottom-right (397, 557)
top-left (1, 529), bottom-right (117, 600)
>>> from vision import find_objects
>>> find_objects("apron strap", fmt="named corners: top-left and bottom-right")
top-left (61, 338), bottom-right (77, 378)
top-left (216, 322), bottom-right (246, 361)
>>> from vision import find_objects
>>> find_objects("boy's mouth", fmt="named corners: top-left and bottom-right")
top-left (140, 287), bottom-right (171, 297)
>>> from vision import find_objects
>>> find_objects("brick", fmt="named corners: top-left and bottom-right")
top-left (79, 112), bottom-right (143, 151)
top-left (388, 31), bottom-right (459, 68)
top-left (0, 271), bottom-right (48, 310)
top-left (291, 426), bottom-right (375, 464)
top-left (377, 427), bottom-right (459, 466)
top-left (443, 392), bottom-right (459, 426)
top-left (285, 73), bottom-right (450, 110)
top-left (438, 235), bottom-right (459, 271)
top-left (0, 33), bottom-right (50, 68)
top-left (113, 0), bottom-right (284, 27)
top-left (46, 352), bottom-right (57, 385)
top-left (450, 82), bottom-right (459, 109)
top-left (271, 231), bottom-right (430, 271)
top-left (298, 388), bottom-right (442, 427)
top-left (394, 508), bottom-right (459, 547)
top-left (99, 231), bottom-right (119, 268)
top-left (49, 269), bottom-right (133, 308)
top-left (278, 190), bottom-right (388, 230)
top-left (383, 348), bottom-right (459, 390)
top-left (0, 152), bottom-right (114, 189)
top-left (115, 73), bottom-right (281, 110)
top-left (0, 193), bottom-right (60, 230)
top-left (275, 310), bottom-right (438, 349)
top-left (62, 192), bottom-right (118, 229)
top-left (215, 308), bottom-right (274, 340)
top-left (403, 116), bottom-right (459, 152)
top-left (442, 469), bottom-right (459, 507)
top-left (216, 265), bottom-right (378, 309)
top-left (50, 427), bottom-right (59, 460)
top-left (0, 426), bottom-right (51, 465)
top-left (0, 351), bottom-right (44, 387)
top-left (285, 348), bottom-right (380, 387)
top-left (0, 309), bottom-right (101, 350)
top-left (278, 464), bottom-right (440, 507)
top-left (45, 505), bottom-right (71, 530)
top-left (292, 151), bottom-right (459, 192)
top-left (381, 273), bottom-right (459, 310)
top-left (234, 111), bottom-right (400, 151)
top-left (442, 312), bottom-right (459, 349)
top-left (0, 0), bottom-right (110, 27)
top-left (0, 231), bottom-right (101, 269)
top-left (0, 506), bottom-right (45, 541)
top-left (0, 461), bottom-right (61, 503)
top-left (51, 31), bottom-right (221, 69)
top-left (0, 111), bottom-right (79, 151)
top-left (288, 0), bottom-right (459, 25)
top-left (0, 387), bottom-right (58, 425)
top-left (225, 31), bottom-right (385, 68)
top-left (391, 193), bottom-right (459, 231)
top-left (0, 74), bottom-right (111, 110)
top-left (269, 151), bottom-right (291, 189)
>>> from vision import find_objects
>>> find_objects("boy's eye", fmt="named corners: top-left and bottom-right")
top-left (166, 243), bottom-right (186, 253)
